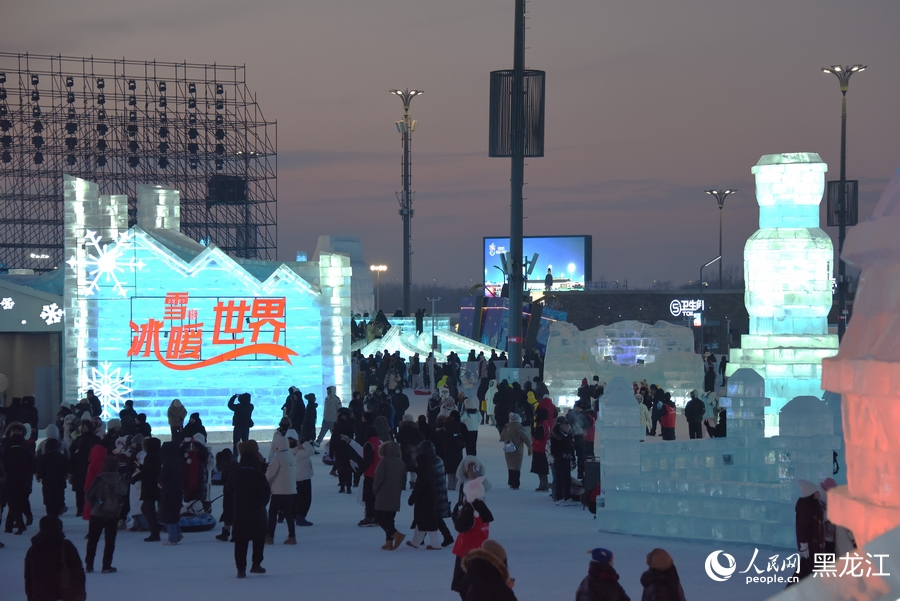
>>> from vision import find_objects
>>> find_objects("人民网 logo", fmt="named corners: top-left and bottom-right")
top-left (705, 550), bottom-right (737, 581)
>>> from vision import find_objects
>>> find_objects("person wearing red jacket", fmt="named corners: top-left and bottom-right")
top-left (538, 395), bottom-right (556, 428)
top-left (530, 408), bottom-right (552, 491)
top-left (351, 427), bottom-right (383, 527)
top-left (82, 444), bottom-right (108, 520)
top-left (659, 394), bottom-right (677, 441)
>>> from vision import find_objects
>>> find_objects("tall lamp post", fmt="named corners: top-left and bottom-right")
top-left (370, 264), bottom-right (387, 313)
top-left (699, 255), bottom-right (721, 353)
top-left (390, 88), bottom-right (422, 317)
top-left (426, 296), bottom-right (441, 352)
top-left (822, 64), bottom-right (865, 341)
top-left (705, 189), bottom-right (737, 289)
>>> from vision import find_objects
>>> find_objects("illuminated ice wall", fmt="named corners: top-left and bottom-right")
top-left (63, 176), bottom-right (351, 431)
top-left (727, 154), bottom-right (839, 436)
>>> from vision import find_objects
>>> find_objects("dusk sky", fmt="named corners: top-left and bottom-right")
top-left (5, 0), bottom-right (899, 288)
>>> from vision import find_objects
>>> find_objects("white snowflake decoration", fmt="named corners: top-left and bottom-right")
top-left (66, 230), bottom-right (145, 297)
top-left (40, 303), bottom-right (64, 325)
top-left (0, 297), bottom-right (13, 310)
top-left (80, 361), bottom-right (133, 419)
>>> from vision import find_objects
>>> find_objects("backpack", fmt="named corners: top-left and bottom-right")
top-left (94, 476), bottom-right (121, 519)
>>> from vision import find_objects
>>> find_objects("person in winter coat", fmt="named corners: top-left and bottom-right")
top-left (135, 437), bottom-right (162, 543)
top-left (459, 393), bottom-right (481, 456)
top-left (287, 388), bottom-right (305, 435)
top-left (24, 515), bottom-right (86, 601)
top-left (228, 451), bottom-right (271, 578)
top-left (157, 441), bottom-right (184, 545)
top-left (372, 441), bottom-right (407, 549)
top-left (639, 548), bottom-right (686, 601)
top-left (450, 477), bottom-right (495, 596)
top-left (228, 393), bottom-right (255, 456)
top-left (214, 447), bottom-right (239, 541)
top-left (659, 395), bottom-right (677, 441)
top-left (81, 444), bottom-right (108, 522)
top-left (704, 362), bottom-right (717, 393)
top-left (397, 415), bottom-right (424, 487)
top-left (69, 421), bottom-right (101, 517)
top-left (704, 409), bottom-right (727, 438)
top-left (332, 408), bottom-right (356, 493)
top-left (301, 393), bottom-right (319, 443)
top-left (795, 479), bottom-right (825, 580)
top-left (407, 440), bottom-right (451, 549)
top-left (290, 431), bottom-right (315, 527)
top-left (636, 395), bottom-right (652, 438)
top-left (499, 413), bottom-right (532, 490)
top-left (182, 412), bottom-right (207, 442)
top-left (265, 434), bottom-right (297, 545)
top-left (317, 386), bottom-right (342, 446)
top-left (683, 390), bottom-right (705, 440)
top-left (3, 424), bottom-right (34, 534)
top-left (458, 540), bottom-right (517, 601)
top-left (35, 437), bottom-right (68, 517)
top-left (84, 455), bottom-right (127, 573)
top-left (576, 548), bottom-right (630, 601)
top-left (483, 380), bottom-right (498, 426)
top-left (167, 399), bottom-right (187, 438)
top-left (493, 381), bottom-right (511, 435)
top-left (350, 426), bottom-right (383, 527)
top-left (434, 415), bottom-right (465, 491)
top-left (566, 404), bottom-right (589, 480)
top-left (550, 419), bottom-right (575, 505)
top-left (119, 400), bottom-right (138, 436)
top-left (531, 407), bottom-right (552, 491)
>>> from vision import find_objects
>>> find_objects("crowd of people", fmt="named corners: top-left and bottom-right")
top-left (0, 347), bottom-right (837, 600)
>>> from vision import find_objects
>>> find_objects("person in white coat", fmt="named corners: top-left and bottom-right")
top-left (291, 431), bottom-right (315, 527)
top-left (459, 393), bottom-right (481, 456)
top-left (483, 380), bottom-right (498, 426)
top-left (265, 434), bottom-right (297, 544)
top-left (316, 386), bottom-right (342, 446)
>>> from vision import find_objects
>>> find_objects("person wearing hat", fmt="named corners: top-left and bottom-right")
top-left (499, 413), bottom-right (532, 490)
top-left (683, 390), bottom-right (705, 440)
top-left (119, 399), bottom-right (138, 436)
top-left (576, 548), bottom-right (630, 601)
top-left (640, 548), bottom-right (685, 601)
top-left (458, 539), bottom-right (517, 600)
top-left (25, 515), bottom-right (86, 600)
top-left (550, 417), bottom-right (575, 505)
top-left (795, 479), bottom-right (825, 580)
top-left (301, 393), bottom-right (319, 444)
top-left (265, 430), bottom-right (297, 545)
top-left (227, 393), bottom-right (255, 457)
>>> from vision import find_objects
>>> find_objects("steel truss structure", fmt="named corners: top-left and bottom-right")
top-left (0, 52), bottom-right (277, 272)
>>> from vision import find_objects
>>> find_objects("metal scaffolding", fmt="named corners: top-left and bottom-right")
top-left (0, 52), bottom-right (277, 272)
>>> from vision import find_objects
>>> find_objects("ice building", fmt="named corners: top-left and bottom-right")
top-left (544, 320), bottom-right (701, 407)
top-left (597, 369), bottom-right (838, 548)
top-left (355, 316), bottom-right (503, 363)
top-left (313, 235), bottom-right (374, 316)
top-left (768, 166), bottom-right (900, 601)
top-left (727, 153), bottom-right (839, 436)
top-left (62, 176), bottom-right (351, 432)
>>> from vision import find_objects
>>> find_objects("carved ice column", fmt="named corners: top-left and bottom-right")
top-left (822, 166), bottom-right (900, 547)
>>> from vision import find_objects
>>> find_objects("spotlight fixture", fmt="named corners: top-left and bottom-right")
top-left (188, 114), bottom-right (197, 125)
top-left (159, 112), bottom-right (168, 123)
top-left (67, 107), bottom-right (76, 119)
top-left (32, 135), bottom-right (44, 148)
top-left (0, 72), bottom-right (6, 84)
top-left (128, 156), bottom-right (139, 168)
top-left (31, 90), bottom-right (40, 102)
top-left (159, 81), bottom-right (166, 93)
top-left (216, 83), bottom-right (223, 95)
top-left (215, 114), bottom-right (224, 126)
top-left (159, 97), bottom-right (167, 108)
top-left (97, 93), bottom-right (105, 105)
top-left (129, 111), bottom-right (137, 122)
top-left (96, 123), bottom-right (108, 136)
top-left (65, 76), bottom-right (73, 87)
top-left (1, 150), bottom-right (11, 163)
top-left (66, 154), bottom-right (77, 166)
top-left (65, 122), bottom-right (78, 134)
top-left (97, 109), bottom-right (106, 121)
top-left (188, 142), bottom-right (198, 154)
top-left (32, 106), bottom-right (41, 118)
top-left (34, 151), bottom-right (43, 164)
top-left (67, 92), bottom-right (75, 103)
top-left (215, 128), bottom-right (225, 140)
top-left (128, 140), bottom-right (138, 153)
top-left (31, 74), bottom-right (39, 86)
top-left (188, 98), bottom-right (196, 109)
top-left (188, 82), bottom-right (196, 94)
top-left (1, 135), bottom-right (11, 148)
top-left (128, 94), bottom-right (136, 106)
top-left (96, 78), bottom-right (105, 89)
top-left (33, 120), bottom-right (43, 133)
top-left (215, 143), bottom-right (225, 155)
top-left (188, 127), bottom-right (198, 139)
top-left (127, 125), bottom-right (138, 137)
top-left (96, 155), bottom-right (106, 167)
top-left (216, 99), bottom-right (224, 110)
top-left (189, 157), bottom-right (198, 170)
top-left (215, 158), bottom-right (223, 170)
top-left (158, 141), bottom-right (169, 153)
top-left (0, 119), bottom-right (9, 131)
top-left (159, 156), bottom-right (168, 168)
top-left (128, 79), bottom-right (136, 91)
top-left (0, 89), bottom-right (6, 100)
top-left (66, 138), bottom-right (77, 151)
top-left (97, 139), bottom-right (107, 152)
top-left (159, 126), bottom-right (169, 138)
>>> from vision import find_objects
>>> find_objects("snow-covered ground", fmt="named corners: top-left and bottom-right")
top-left (1, 391), bottom-right (794, 600)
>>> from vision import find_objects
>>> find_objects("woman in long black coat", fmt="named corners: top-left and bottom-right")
top-left (157, 440), bottom-right (184, 544)
top-left (227, 452), bottom-right (271, 578)
top-left (406, 440), bottom-right (450, 549)
top-left (70, 422), bottom-right (101, 516)
top-left (140, 437), bottom-right (162, 541)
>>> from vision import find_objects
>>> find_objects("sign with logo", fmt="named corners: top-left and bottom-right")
top-left (670, 298), bottom-right (705, 317)
top-left (704, 548), bottom-right (891, 585)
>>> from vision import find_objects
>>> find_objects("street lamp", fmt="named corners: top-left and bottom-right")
top-left (370, 264), bottom-right (387, 312)
top-left (822, 64), bottom-right (866, 341)
top-left (426, 296), bottom-right (441, 352)
top-left (705, 189), bottom-right (737, 289)
top-left (390, 88), bottom-right (422, 317)
top-left (699, 255), bottom-right (721, 353)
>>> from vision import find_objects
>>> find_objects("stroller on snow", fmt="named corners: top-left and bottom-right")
top-left (178, 434), bottom-right (217, 532)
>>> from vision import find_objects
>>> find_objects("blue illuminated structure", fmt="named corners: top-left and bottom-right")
top-left (727, 154), bottom-right (839, 436)
top-left (63, 176), bottom-right (351, 432)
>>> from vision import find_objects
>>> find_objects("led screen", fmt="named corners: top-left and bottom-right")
top-left (483, 236), bottom-right (592, 295)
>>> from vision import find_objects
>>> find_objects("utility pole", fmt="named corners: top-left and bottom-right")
top-left (507, 0), bottom-right (526, 369)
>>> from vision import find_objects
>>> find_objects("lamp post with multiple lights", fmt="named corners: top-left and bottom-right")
top-left (370, 264), bottom-right (387, 312)
top-left (705, 189), bottom-right (737, 289)
top-left (822, 64), bottom-right (865, 341)
top-left (390, 88), bottom-right (422, 317)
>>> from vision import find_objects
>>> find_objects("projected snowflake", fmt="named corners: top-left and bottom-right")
top-left (40, 303), bottom-right (64, 325)
top-left (0, 297), bottom-right (13, 310)
top-left (66, 230), bottom-right (145, 297)
top-left (80, 361), bottom-right (133, 419)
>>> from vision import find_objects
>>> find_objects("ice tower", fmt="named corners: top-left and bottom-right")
top-left (728, 153), bottom-right (839, 436)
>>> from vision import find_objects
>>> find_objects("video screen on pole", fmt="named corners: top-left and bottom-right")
top-left (483, 236), bottom-right (592, 296)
